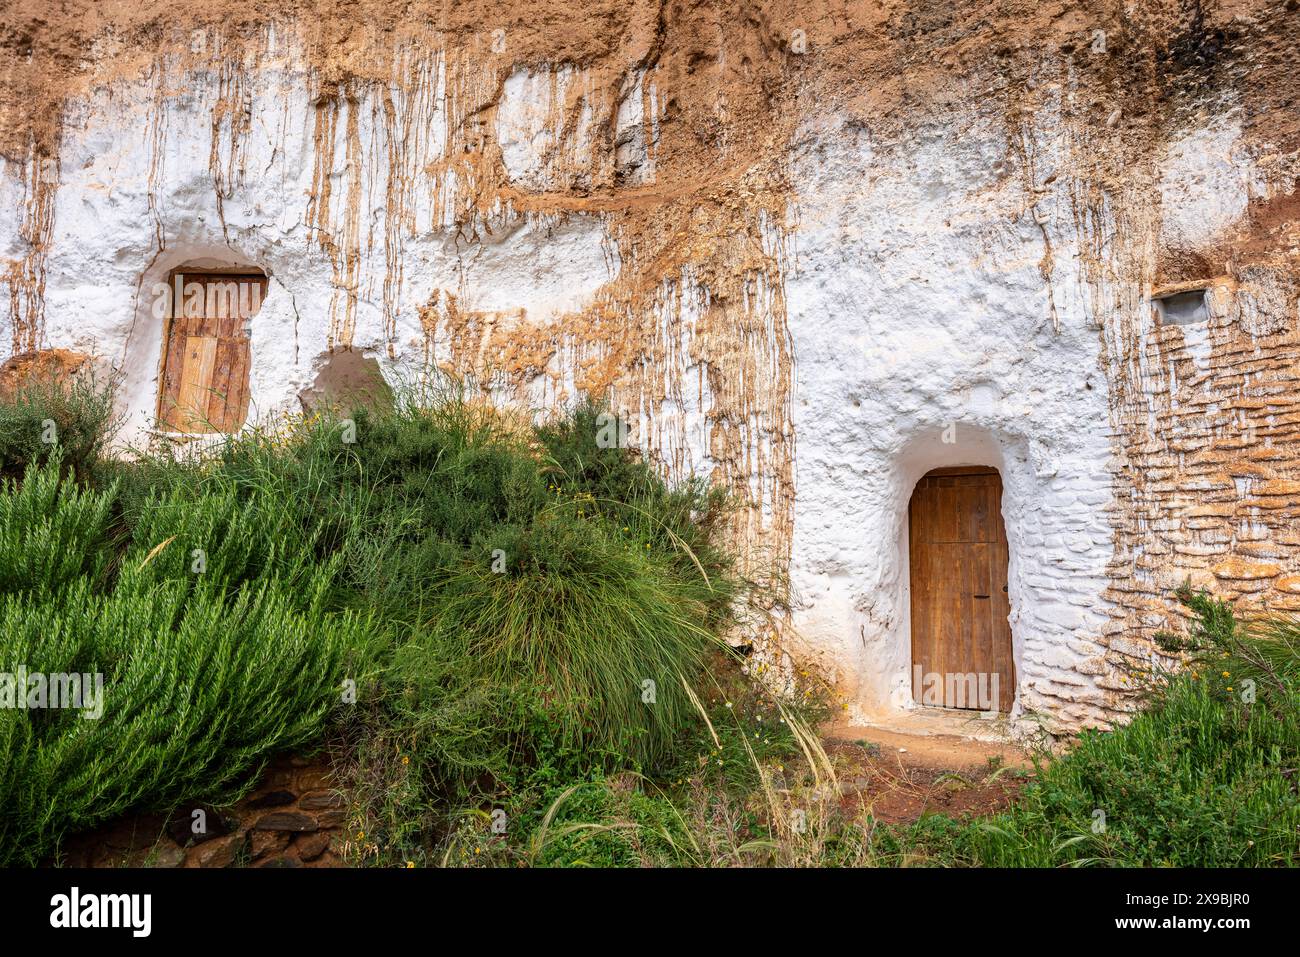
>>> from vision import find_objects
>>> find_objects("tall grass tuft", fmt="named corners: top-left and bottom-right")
top-left (395, 518), bottom-right (721, 775)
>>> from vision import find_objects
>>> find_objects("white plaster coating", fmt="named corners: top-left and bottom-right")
top-left (1158, 117), bottom-right (1251, 250)
top-left (782, 110), bottom-right (1118, 728)
top-left (16, 57), bottom-right (613, 445)
top-left (0, 53), bottom-right (1277, 733)
top-left (498, 65), bottom-right (600, 192)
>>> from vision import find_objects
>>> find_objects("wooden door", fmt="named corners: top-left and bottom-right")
top-left (157, 272), bottom-right (265, 433)
top-left (909, 466), bottom-right (1015, 712)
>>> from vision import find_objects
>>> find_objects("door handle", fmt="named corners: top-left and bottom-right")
top-left (974, 594), bottom-right (990, 599)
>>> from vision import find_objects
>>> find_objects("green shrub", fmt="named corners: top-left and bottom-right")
top-left (0, 374), bottom-right (118, 482)
top-left (1159, 583), bottom-right (1300, 715)
top-left (0, 453), bottom-right (368, 865)
top-left (0, 573), bottom-right (365, 866)
top-left (314, 395), bottom-right (739, 859)
top-left (903, 589), bottom-right (1300, 867)
top-left (0, 377), bottom-right (741, 865)
top-left (0, 458), bottom-right (117, 597)
top-left (290, 394), bottom-right (736, 788)
top-left (120, 480), bottom-right (324, 600)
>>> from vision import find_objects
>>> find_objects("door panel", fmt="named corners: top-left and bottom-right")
top-left (909, 467), bottom-right (1015, 712)
top-left (158, 272), bottom-right (264, 433)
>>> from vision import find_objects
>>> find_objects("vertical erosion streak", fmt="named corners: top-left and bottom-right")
top-left (209, 47), bottom-right (253, 241)
top-left (377, 48), bottom-right (444, 355)
top-left (695, 249), bottom-right (795, 597)
top-left (307, 81), bottom-right (363, 352)
top-left (5, 144), bottom-right (59, 354)
top-left (583, 193), bottom-right (798, 604)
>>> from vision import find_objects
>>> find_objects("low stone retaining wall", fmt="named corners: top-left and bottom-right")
top-left (58, 755), bottom-right (348, 868)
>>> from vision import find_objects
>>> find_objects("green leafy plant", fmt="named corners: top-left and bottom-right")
top-left (0, 372), bottom-right (119, 482)
top-left (0, 376), bottom-right (744, 866)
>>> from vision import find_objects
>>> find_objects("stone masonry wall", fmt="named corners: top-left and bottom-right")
top-left (58, 755), bottom-right (347, 868)
top-left (1103, 267), bottom-right (1300, 669)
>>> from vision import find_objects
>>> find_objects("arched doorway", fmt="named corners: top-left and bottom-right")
top-left (908, 466), bottom-right (1015, 712)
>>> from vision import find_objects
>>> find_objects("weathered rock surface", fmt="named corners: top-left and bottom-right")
top-left (2, 2), bottom-right (1298, 732)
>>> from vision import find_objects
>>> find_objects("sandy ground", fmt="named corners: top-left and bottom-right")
top-left (825, 710), bottom-right (1035, 768)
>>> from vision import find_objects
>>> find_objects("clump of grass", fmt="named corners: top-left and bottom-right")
top-left (536, 401), bottom-right (735, 619)
top-left (396, 519), bottom-right (721, 770)
top-left (429, 586), bottom-right (1300, 870)
top-left (402, 660), bottom-right (836, 869)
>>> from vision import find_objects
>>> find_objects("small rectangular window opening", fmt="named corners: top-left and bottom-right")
top-left (1153, 288), bottom-right (1209, 326)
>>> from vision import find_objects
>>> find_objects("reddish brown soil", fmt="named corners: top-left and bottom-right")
top-left (3, 1), bottom-right (1296, 168)
top-left (826, 734), bottom-right (1034, 824)
top-left (0, 348), bottom-right (89, 399)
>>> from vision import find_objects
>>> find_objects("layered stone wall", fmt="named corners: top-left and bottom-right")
top-left (1102, 206), bottom-right (1300, 670)
top-left (58, 755), bottom-right (347, 867)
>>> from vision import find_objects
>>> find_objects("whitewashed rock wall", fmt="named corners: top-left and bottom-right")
top-left (783, 107), bottom-right (1119, 729)
top-left (2, 27), bottom-right (1295, 734)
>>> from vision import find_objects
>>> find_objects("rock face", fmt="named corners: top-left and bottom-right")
top-left (1, 2), bottom-right (1298, 731)
top-left (0, 349), bottom-right (90, 399)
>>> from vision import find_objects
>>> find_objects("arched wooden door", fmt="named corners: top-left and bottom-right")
top-left (157, 271), bottom-right (266, 434)
top-left (908, 466), bottom-right (1015, 712)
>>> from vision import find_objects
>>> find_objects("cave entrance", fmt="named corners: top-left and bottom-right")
top-left (908, 466), bottom-right (1015, 712)
top-left (157, 269), bottom-right (266, 433)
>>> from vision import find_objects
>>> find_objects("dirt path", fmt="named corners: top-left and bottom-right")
top-left (822, 721), bottom-right (1037, 824)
